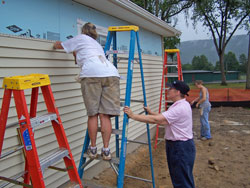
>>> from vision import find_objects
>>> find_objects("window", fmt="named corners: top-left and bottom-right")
top-left (77, 18), bottom-right (108, 48)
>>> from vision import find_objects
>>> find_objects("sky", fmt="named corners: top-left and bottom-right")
top-left (175, 12), bottom-right (248, 42)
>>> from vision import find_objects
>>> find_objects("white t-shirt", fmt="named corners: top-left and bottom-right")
top-left (61, 34), bottom-right (120, 78)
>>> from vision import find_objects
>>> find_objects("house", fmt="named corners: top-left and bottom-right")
top-left (0, 0), bottom-right (180, 187)
top-left (182, 70), bottom-right (240, 83)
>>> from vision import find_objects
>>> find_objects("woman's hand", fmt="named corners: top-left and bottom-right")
top-left (196, 103), bottom-right (199, 108)
top-left (123, 106), bottom-right (134, 118)
top-left (53, 41), bottom-right (63, 49)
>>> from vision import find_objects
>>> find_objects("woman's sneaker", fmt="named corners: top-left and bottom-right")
top-left (87, 146), bottom-right (97, 159)
top-left (101, 148), bottom-right (111, 161)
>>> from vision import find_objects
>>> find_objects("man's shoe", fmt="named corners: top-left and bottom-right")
top-left (101, 148), bottom-right (111, 161)
top-left (87, 146), bottom-right (98, 159)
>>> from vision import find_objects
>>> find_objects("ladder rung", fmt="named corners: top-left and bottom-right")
top-left (165, 73), bottom-right (178, 78)
top-left (97, 127), bottom-right (122, 135)
top-left (6, 122), bottom-right (19, 129)
top-left (83, 153), bottom-right (119, 165)
top-left (165, 64), bottom-right (177, 67)
top-left (125, 174), bottom-right (152, 183)
top-left (120, 99), bottom-right (144, 103)
top-left (138, 110), bottom-right (145, 115)
top-left (120, 138), bottom-right (148, 145)
top-left (117, 57), bottom-right (139, 62)
top-left (40, 148), bottom-right (69, 172)
top-left (106, 50), bottom-right (128, 55)
top-left (166, 61), bottom-right (178, 65)
top-left (30, 113), bottom-right (57, 129)
top-left (157, 138), bottom-right (165, 141)
top-left (0, 171), bottom-right (28, 188)
top-left (0, 145), bottom-right (24, 159)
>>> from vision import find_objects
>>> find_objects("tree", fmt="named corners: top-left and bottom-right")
top-left (130, 0), bottom-right (193, 48)
top-left (182, 63), bottom-right (193, 70)
top-left (224, 51), bottom-right (239, 71)
top-left (190, 0), bottom-right (250, 85)
top-left (239, 53), bottom-right (247, 73)
top-left (191, 54), bottom-right (214, 70)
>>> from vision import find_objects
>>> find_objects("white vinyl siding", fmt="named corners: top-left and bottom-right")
top-left (0, 34), bottom-right (163, 188)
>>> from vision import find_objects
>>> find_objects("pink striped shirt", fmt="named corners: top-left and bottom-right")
top-left (162, 99), bottom-right (193, 141)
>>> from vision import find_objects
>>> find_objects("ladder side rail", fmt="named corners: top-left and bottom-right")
top-left (13, 89), bottom-right (45, 188)
top-left (104, 31), bottom-right (114, 57)
top-left (78, 129), bottom-right (90, 178)
top-left (117, 30), bottom-right (136, 188)
top-left (113, 32), bottom-right (118, 68)
top-left (177, 52), bottom-right (183, 81)
top-left (0, 89), bottom-right (12, 155)
top-left (164, 52), bottom-right (169, 111)
top-left (135, 32), bottom-right (156, 188)
top-left (154, 51), bottom-right (167, 149)
top-left (40, 85), bottom-right (82, 186)
top-left (25, 87), bottom-right (39, 185)
top-left (16, 126), bottom-right (31, 187)
top-left (30, 87), bottom-right (39, 118)
top-left (112, 31), bottom-right (120, 158)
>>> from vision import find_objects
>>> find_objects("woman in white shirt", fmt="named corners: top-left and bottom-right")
top-left (53, 22), bottom-right (120, 160)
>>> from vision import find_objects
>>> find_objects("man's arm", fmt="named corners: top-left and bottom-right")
top-left (124, 106), bottom-right (168, 125)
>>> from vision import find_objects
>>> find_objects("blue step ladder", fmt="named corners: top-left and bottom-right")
top-left (78, 25), bottom-right (155, 188)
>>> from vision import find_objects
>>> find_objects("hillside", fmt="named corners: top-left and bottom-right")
top-left (179, 34), bottom-right (249, 65)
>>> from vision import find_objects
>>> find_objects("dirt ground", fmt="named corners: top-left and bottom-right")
top-left (92, 107), bottom-right (250, 188)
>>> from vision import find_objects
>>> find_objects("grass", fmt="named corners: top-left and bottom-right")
top-left (189, 82), bottom-right (246, 89)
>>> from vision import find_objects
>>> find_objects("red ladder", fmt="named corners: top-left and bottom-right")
top-left (154, 49), bottom-right (183, 149)
top-left (0, 74), bottom-right (82, 188)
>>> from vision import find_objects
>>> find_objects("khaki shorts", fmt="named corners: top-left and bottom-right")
top-left (80, 77), bottom-right (120, 116)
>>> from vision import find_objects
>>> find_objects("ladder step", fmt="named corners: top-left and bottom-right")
top-left (117, 57), bottom-right (139, 62)
top-left (40, 148), bottom-right (69, 172)
top-left (30, 113), bottom-right (57, 129)
top-left (0, 145), bottom-right (24, 159)
top-left (106, 50), bottom-right (128, 55)
top-left (124, 174), bottom-right (153, 183)
top-left (0, 171), bottom-right (28, 188)
top-left (97, 127), bottom-right (122, 135)
top-left (120, 138), bottom-right (148, 145)
top-left (6, 122), bottom-right (19, 129)
top-left (83, 153), bottom-right (119, 165)
top-left (157, 138), bottom-right (165, 141)
top-left (165, 64), bottom-right (177, 67)
top-left (166, 61), bottom-right (178, 65)
top-left (120, 99), bottom-right (144, 107)
top-left (165, 73), bottom-right (178, 77)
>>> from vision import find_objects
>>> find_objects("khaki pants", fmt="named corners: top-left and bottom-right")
top-left (80, 77), bottom-right (120, 116)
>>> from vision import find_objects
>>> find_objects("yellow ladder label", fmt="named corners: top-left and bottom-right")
top-left (2, 74), bottom-right (51, 90)
top-left (165, 49), bottom-right (180, 53)
top-left (108, 25), bottom-right (139, 32)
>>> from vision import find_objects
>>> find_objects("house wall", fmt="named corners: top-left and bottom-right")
top-left (0, 34), bottom-right (163, 187)
top-left (0, 0), bottom-right (162, 56)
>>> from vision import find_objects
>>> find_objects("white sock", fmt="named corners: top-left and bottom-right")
top-left (90, 146), bottom-right (97, 150)
top-left (103, 147), bottom-right (109, 151)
